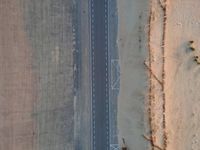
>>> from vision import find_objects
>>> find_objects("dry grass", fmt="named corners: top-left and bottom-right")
top-left (159, 0), bottom-right (168, 149)
top-left (142, 134), bottom-right (164, 150)
top-left (147, 0), bottom-right (168, 149)
top-left (147, 2), bottom-right (155, 149)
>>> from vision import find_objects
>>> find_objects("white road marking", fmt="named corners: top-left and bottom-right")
top-left (107, 131), bottom-right (109, 136)
top-left (91, 1), bottom-right (111, 149)
top-left (92, 109), bottom-right (95, 114)
top-left (92, 82), bottom-right (95, 88)
top-left (92, 34), bottom-right (94, 39)
top-left (105, 27), bottom-right (108, 32)
top-left (93, 87), bottom-right (95, 92)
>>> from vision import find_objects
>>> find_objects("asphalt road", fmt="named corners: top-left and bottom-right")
top-left (91, 0), bottom-right (109, 149)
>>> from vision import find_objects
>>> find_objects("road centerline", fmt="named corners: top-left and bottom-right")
top-left (91, 0), bottom-right (109, 149)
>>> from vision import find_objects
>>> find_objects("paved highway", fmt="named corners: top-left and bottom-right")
top-left (91, 0), bottom-right (109, 149)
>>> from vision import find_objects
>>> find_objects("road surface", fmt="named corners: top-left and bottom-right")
top-left (91, 0), bottom-right (109, 149)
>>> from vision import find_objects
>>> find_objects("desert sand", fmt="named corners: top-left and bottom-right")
top-left (118, 0), bottom-right (200, 150)
top-left (117, 0), bottom-right (150, 149)
top-left (165, 0), bottom-right (200, 149)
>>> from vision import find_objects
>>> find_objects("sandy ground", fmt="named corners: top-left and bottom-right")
top-left (117, 0), bottom-right (150, 149)
top-left (147, 0), bottom-right (167, 149)
top-left (118, 0), bottom-right (200, 150)
top-left (0, 0), bottom-right (36, 149)
top-left (74, 0), bottom-right (91, 149)
top-left (0, 0), bottom-right (74, 149)
top-left (147, 0), bottom-right (200, 149)
top-left (165, 0), bottom-right (200, 149)
top-left (23, 0), bottom-right (74, 149)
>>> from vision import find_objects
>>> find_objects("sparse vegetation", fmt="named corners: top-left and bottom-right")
top-left (147, 0), bottom-right (168, 150)
top-left (189, 41), bottom-right (200, 64)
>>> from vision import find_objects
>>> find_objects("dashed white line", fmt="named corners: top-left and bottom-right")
top-left (106, 131), bottom-right (109, 136)
top-left (105, 27), bottom-right (108, 32)
top-left (92, 87), bottom-right (95, 92)
top-left (92, 82), bottom-right (95, 88)
top-left (91, 1), bottom-right (111, 149)
top-left (92, 33), bottom-right (94, 39)
top-left (92, 68), bottom-right (95, 72)
top-left (105, 14), bottom-right (107, 19)
top-left (105, 35), bottom-right (108, 39)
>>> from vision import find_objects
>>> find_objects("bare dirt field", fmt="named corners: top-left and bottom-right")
top-left (165, 0), bottom-right (200, 149)
top-left (117, 0), bottom-right (149, 149)
top-left (117, 0), bottom-right (200, 150)
top-left (0, 0), bottom-right (74, 149)
top-left (0, 1), bottom-right (36, 149)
